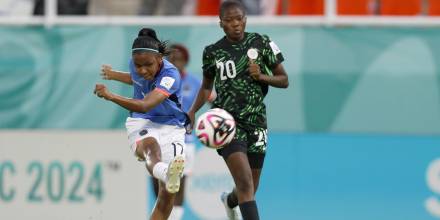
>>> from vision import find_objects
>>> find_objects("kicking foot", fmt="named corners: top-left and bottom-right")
top-left (165, 155), bottom-right (185, 193)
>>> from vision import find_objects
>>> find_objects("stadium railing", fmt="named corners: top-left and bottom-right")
top-left (1, 0), bottom-right (440, 27)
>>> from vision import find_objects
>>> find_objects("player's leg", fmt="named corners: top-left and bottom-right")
top-left (225, 152), bottom-right (254, 202)
top-left (220, 139), bottom-right (260, 220)
top-left (136, 136), bottom-right (184, 191)
top-left (222, 168), bottom-right (262, 212)
top-left (167, 175), bottom-right (186, 220)
top-left (151, 175), bottom-right (186, 220)
top-left (173, 175), bottom-right (186, 205)
top-left (160, 126), bottom-right (186, 194)
top-left (168, 140), bottom-right (194, 220)
top-left (151, 181), bottom-right (176, 220)
top-left (139, 137), bottom-right (184, 219)
top-left (149, 145), bottom-right (186, 218)
top-left (221, 127), bottom-right (266, 220)
top-left (150, 175), bottom-right (185, 220)
top-left (135, 136), bottom-right (166, 178)
top-left (126, 118), bottom-right (185, 218)
top-left (126, 117), bottom-right (167, 181)
top-left (248, 153), bottom-right (265, 194)
top-left (151, 177), bottom-right (159, 197)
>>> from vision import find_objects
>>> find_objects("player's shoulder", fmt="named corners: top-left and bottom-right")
top-left (161, 60), bottom-right (180, 78)
top-left (247, 32), bottom-right (271, 43)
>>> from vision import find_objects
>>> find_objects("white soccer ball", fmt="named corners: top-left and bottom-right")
top-left (195, 108), bottom-right (236, 149)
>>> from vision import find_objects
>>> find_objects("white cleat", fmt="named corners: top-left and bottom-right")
top-left (221, 192), bottom-right (241, 220)
top-left (166, 155), bottom-right (185, 193)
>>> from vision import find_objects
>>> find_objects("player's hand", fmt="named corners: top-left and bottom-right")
top-left (101, 64), bottom-right (113, 80)
top-left (248, 59), bottom-right (262, 80)
top-left (94, 84), bottom-right (113, 100)
top-left (185, 110), bottom-right (196, 134)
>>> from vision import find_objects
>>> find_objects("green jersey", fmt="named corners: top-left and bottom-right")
top-left (202, 32), bottom-right (284, 129)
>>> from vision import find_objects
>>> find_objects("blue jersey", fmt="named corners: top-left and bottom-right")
top-left (129, 59), bottom-right (187, 127)
top-left (180, 72), bottom-right (201, 143)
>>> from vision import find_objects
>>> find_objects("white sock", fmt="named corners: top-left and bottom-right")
top-left (168, 206), bottom-right (184, 220)
top-left (152, 162), bottom-right (168, 183)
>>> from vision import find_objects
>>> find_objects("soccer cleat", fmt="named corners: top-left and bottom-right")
top-left (166, 155), bottom-right (185, 193)
top-left (221, 192), bottom-right (240, 220)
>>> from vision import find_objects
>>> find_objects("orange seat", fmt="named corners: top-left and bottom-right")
top-left (287, 0), bottom-right (324, 15)
top-left (338, 0), bottom-right (372, 15)
top-left (428, 0), bottom-right (440, 15)
top-left (197, 0), bottom-right (220, 15)
top-left (380, 0), bottom-right (421, 15)
top-left (276, 0), bottom-right (283, 15)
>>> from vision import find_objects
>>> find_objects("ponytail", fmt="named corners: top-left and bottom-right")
top-left (132, 28), bottom-right (169, 55)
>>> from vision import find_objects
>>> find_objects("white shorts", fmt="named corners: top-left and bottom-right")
top-left (125, 117), bottom-right (186, 165)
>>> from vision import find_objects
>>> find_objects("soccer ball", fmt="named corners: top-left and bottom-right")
top-left (195, 108), bottom-right (236, 149)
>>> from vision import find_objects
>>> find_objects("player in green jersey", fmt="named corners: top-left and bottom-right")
top-left (187, 1), bottom-right (289, 220)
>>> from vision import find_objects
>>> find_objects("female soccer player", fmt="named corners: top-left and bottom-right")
top-left (100, 43), bottom-right (210, 220)
top-left (94, 28), bottom-right (187, 220)
top-left (150, 44), bottom-right (203, 220)
top-left (187, 1), bottom-right (289, 220)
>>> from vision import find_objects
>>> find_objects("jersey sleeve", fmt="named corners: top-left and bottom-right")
top-left (261, 35), bottom-right (284, 69)
top-left (202, 47), bottom-right (216, 79)
top-left (154, 69), bottom-right (180, 97)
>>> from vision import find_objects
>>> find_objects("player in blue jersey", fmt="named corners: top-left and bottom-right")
top-left (94, 28), bottom-right (187, 220)
top-left (152, 44), bottom-right (200, 220)
top-left (100, 44), bottom-right (212, 220)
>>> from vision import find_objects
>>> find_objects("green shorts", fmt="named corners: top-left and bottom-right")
top-left (234, 126), bottom-right (268, 154)
top-left (216, 125), bottom-right (268, 168)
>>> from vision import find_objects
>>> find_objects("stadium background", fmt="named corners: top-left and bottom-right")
top-left (1, 0), bottom-right (440, 219)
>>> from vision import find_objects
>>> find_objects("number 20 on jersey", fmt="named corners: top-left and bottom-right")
top-left (217, 60), bottom-right (237, 80)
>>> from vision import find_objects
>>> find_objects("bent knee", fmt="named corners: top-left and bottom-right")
top-left (135, 137), bottom-right (160, 160)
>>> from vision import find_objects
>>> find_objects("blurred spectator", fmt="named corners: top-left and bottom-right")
top-left (0, 0), bottom-right (33, 16)
top-left (261, 0), bottom-right (279, 15)
top-left (25, 0), bottom-right (439, 17)
top-left (89, 0), bottom-right (141, 15)
top-left (139, 0), bottom-right (185, 15)
top-left (182, 0), bottom-right (197, 15)
top-left (33, 0), bottom-right (89, 15)
top-left (241, 0), bottom-right (261, 15)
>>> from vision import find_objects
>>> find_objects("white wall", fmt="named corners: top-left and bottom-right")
top-left (0, 131), bottom-right (147, 220)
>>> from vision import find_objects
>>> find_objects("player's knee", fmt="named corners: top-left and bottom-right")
top-left (234, 172), bottom-right (254, 195)
top-left (135, 137), bottom-right (161, 160)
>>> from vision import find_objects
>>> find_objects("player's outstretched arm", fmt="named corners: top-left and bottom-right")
top-left (94, 84), bottom-right (167, 113)
top-left (101, 64), bottom-right (133, 85)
